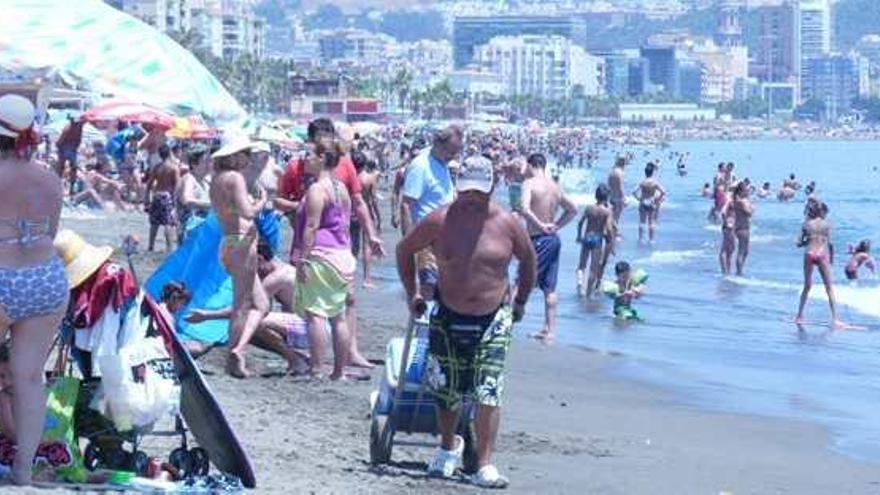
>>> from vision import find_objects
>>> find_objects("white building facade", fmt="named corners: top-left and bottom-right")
top-left (473, 35), bottom-right (603, 100)
top-left (798, 0), bottom-right (832, 101)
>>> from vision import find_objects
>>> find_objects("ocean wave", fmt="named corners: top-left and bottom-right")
top-left (726, 276), bottom-right (880, 319)
top-left (61, 206), bottom-right (105, 220)
top-left (635, 249), bottom-right (707, 265)
top-left (750, 234), bottom-right (787, 244)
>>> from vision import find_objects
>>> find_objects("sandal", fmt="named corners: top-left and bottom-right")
top-left (471, 465), bottom-right (509, 489)
top-left (427, 435), bottom-right (464, 479)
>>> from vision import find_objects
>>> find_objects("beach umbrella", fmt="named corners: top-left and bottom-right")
top-left (254, 125), bottom-right (301, 150)
top-left (167, 115), bottom-right (218, 140)
top-left (0, 0), bottom-right (245, 124)
top-left (83, 100), bottom-right (176, 129)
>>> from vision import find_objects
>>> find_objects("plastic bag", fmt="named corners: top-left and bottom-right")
top-left (0, 376), bottom-right (87, 482)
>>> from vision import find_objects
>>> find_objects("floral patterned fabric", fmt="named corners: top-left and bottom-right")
top-left (426, 302), bottom-right (513, 411)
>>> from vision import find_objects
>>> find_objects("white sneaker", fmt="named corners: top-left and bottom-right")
top-left (471, 464), bottom-right (509, 489)
top-left (427, 435), bottom-right (464, 478)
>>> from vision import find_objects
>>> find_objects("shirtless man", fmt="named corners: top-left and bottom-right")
top-left (521, 153), bottom-right (577, 341)
top-left (144, 145), bottom-right (180, 251)
top-left (389, 145), bottom-right (415, 234)
top-left (185, 242), bottom-right (307, 374)
top-left (210, 140), bottom-right (270, 377)
top-left (576, 184), bottom-right (616, 297)
top-left (732, 181), bottom-right (754, 276)
top-left (632, 162), bottom-right (666, 244)
top-left (396, 156), bottom-right (536, 488)
top-left (607, 156), bottom-right (627, 225)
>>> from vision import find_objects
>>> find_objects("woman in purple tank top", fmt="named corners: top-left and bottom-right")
top-left (293, 138), bottom-right (357, 380)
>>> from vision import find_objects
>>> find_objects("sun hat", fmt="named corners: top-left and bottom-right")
top-left (212, 137), bottom-right (254, 159)
top-left (456, 155), bottom-right (494, 194)
top-left (54, 230), bottom-right (114, 288)
top-left (0, 94), bottom-right (36, 138)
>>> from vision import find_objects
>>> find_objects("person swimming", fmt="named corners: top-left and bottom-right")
top-left (844, 240), bottom-right (876, 281)
top-left (602, 261), bottom-right (647, 321)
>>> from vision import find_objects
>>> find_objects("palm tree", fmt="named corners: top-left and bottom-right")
top-left (393, 68), bottom-right (413, 113)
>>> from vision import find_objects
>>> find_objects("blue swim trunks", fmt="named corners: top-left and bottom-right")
top-left (531, 234), bottom-right (561, 293)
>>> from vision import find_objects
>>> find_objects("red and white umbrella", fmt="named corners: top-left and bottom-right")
top-left (83, 100), bottom-right (176, 129)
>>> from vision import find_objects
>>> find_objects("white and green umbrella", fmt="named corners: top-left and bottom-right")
top-left (0, 0), bottom-right (245, 124)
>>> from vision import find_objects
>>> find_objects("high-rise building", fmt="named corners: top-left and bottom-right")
top-left (803, 53), bottom-right (863, 122)
top-left (751, 2), bottom-right (799, 85)
top-left (599, 50), bottom-right (640, 98)
top-left (473, 35), bottom-right (603, 100)
top-left (798, 0), bottom-right (832, 101)
top-left (453, 16), bottom-right (588, 69)
top-left (640, 46), bottom-right (679, 97)
top-left (715, 0), bottom-right (743, 48)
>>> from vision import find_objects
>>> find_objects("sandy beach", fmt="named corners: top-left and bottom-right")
top-left (5, 207), bottom-right (871, 494)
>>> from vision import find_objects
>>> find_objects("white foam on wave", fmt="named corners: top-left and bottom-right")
top-left (751, 234), bottom-right (787, 244)
top-left (61, 206), bottom-right (106, 220)
top-left (727, 276), bottom-right (880, 319)
top-left (703, 224), bottom-right (721, 232)
top-left (635, 249), bottom-right (707, 265)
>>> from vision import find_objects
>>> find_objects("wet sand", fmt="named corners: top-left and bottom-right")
top-left (6, 207), bottom-right (879, 493)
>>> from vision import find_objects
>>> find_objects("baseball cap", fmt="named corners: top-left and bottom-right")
top-left (456, 156), bottom-right (494, 194)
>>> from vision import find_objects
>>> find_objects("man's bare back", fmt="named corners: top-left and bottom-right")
top-left (608, 167), bottom-right (624, 199)
top-left (261, 262), bottom-right (297, 311)
top-left (150, 161), bottom-right (179, 194)
top-left (522, 174), bottom-right (562, 236)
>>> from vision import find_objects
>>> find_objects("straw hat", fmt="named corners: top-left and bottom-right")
top-left (54, 230), bottom-right (114, 288)
top-left (0, 94), bottom-right (36, 138)
top-left (212, 137), bottom-right (255, 158)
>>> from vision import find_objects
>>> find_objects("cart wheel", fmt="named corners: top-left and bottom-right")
top-left (107, 448), bottom-right (131, 470)
top-left (188, 447), bottom-right (210, 476)
top-left (84, 442), bottom-right (102, 471)
top-left (169, 447), bottom-right (190, 475)
top-left (369, 413), bottom-right (394, 465)
top-left (459, 419), bottom-right (479, 474)
top-left (132, 451), bottom-right (150, 475)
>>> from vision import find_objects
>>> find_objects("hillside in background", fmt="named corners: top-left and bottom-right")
top-left (255, 0), bottom-right (880, 55)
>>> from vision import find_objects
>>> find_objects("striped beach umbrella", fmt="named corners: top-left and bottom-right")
top-left (0, 0), bottom-right (245, 124)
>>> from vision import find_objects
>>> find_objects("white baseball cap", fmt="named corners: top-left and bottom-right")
top-left (0, 94), bottom-right (36, 138)
top-left (457, 156), bottom-right (494, 194)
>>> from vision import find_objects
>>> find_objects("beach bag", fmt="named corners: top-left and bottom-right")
top-left (0, 376), bottom-right (87, 482)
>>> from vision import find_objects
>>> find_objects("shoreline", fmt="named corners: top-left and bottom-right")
top-left (8, 200), bottom-right (878, 493)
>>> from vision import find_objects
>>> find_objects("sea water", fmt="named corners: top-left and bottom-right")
top-left (516, 140), bottom-right (880, 461)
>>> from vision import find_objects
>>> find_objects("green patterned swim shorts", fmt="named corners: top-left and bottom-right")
top-left (427, 300), bottom-right (513, 411)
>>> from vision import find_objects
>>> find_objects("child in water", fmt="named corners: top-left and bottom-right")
top-left (604, 261), bottom-right (648, 321)
top-left (845, 240), bottom-right (876, 281)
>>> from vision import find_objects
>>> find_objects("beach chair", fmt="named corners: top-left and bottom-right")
top-left (368, 307), bottom-right (478, 473)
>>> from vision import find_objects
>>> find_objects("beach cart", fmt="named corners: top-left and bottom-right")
top-left (368, 308), bottom-right (478, 472)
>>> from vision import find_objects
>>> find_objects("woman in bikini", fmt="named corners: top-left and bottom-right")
top-left (0, 95), bottom-right (70, 485)
top-left (795, 202), bottom-right (843, 328)
top-left (718, 188), bottom-right (736, 275)
top-left (733, 181), bottom-right (754, 276)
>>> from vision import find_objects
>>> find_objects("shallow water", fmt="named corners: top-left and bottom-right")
top-left (513, 140), bottom-right (880, 461)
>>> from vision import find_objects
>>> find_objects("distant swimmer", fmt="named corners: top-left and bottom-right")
top-left (607, 156), bottom-right (628, 225)
top-left (576, 184), bottom-right (616, 298)
top-left (718, 185), bottom-right (735, 274)
top-left (708, 163), bottom-right (727, 223)
top-left (804, 181), bottom-right (816, 198)
top-left (795, 202), bottom-right (844, 329)
top-left (783, 173), bottom-right (800, 190)
top-left (777, 178), bottom-right (796, 201)
top-left (732, 180), bottom-right (755, 276)
top-left (757, 182), bottom-right (772, 199)
top-left (702, 182), bottom-right (713, 198)
top-left (844, 240), bottom-right (876, 281)
top-left (676, 158), bottom-right (687, 177)
top-left (632, 162), bottom-right (666, 244)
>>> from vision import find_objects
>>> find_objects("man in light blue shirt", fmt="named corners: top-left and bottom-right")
top-left (400, 126), bottom-right (463, 297)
